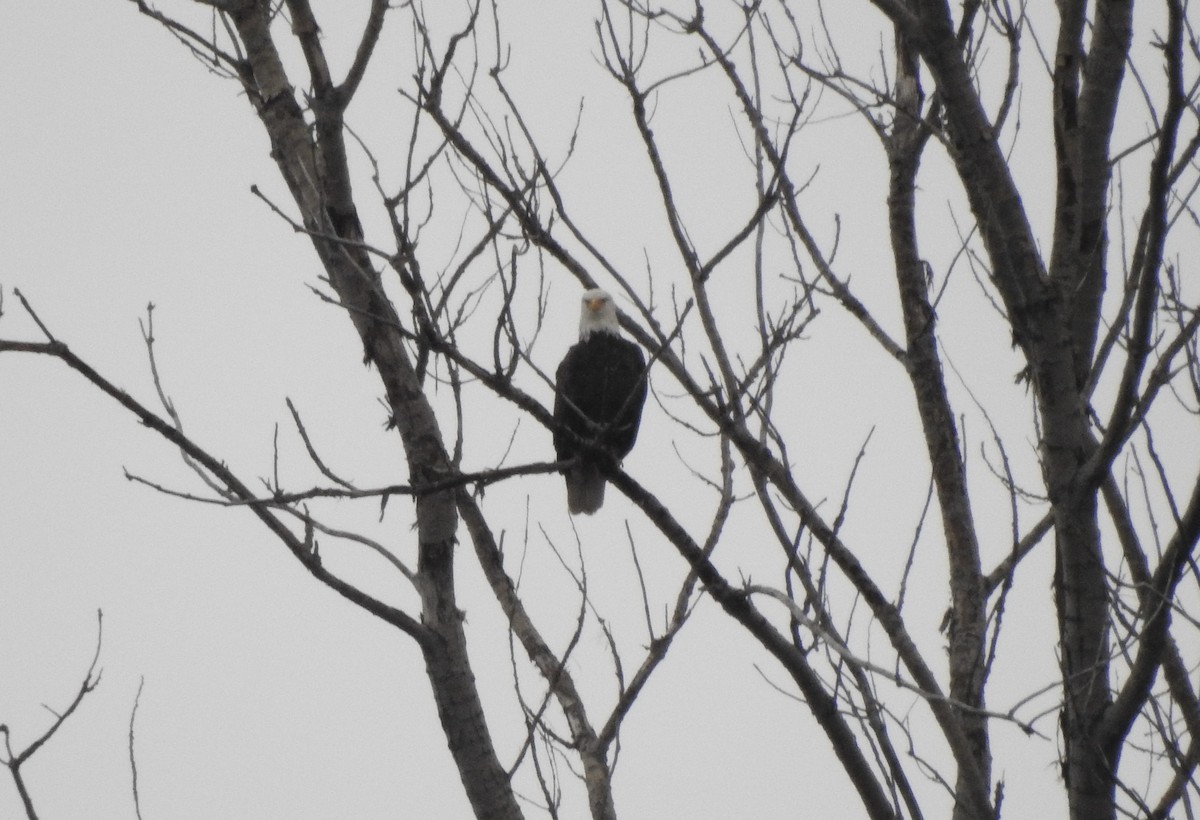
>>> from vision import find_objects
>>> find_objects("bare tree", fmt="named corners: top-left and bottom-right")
top-left (3, 1), bottom-right (1199, 818)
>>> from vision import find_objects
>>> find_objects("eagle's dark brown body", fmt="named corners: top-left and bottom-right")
top-left (554, 329), bottom-right (647, 514)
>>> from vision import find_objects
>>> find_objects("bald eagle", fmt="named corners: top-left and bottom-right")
top-left (554, 289), bottom-right (648, 514)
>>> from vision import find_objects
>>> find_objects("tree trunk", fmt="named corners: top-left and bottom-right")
top-left (227, 5), bottom-right (521, 817)
top-left (420, 539), bottom-right (524, 820)
top-left (886, 29), bottom-right (990, 817)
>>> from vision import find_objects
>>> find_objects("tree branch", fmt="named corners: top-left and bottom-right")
top-left (1, 610), bottom-right (105, 820)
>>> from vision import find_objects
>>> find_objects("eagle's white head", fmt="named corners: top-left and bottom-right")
top-left (578, 289), bottom-right (620, 339)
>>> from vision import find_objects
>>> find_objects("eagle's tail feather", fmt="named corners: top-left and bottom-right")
top-left (565, 463), bottom-right (605, 515)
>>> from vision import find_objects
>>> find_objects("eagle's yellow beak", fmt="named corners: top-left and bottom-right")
top-left (586, 297), bottom-right (606, 312)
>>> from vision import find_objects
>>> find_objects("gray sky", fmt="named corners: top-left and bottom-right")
top-left (2, 2), bottom-right (1195, 818)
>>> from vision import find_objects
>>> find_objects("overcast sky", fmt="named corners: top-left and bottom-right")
top-left (2, 2), bottom-right (1195, 819)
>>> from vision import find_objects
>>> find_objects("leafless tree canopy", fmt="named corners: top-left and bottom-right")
top-left (3, 1), bottom-right (1200, 818)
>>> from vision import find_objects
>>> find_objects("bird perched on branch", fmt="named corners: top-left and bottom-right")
top-left (553, 289), bottom-right (648, 514)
